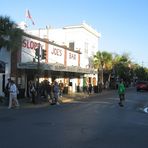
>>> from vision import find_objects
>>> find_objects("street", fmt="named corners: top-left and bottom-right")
top-left (0, 88), bottom-right (148, 148)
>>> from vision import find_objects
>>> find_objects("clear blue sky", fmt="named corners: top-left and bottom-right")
top-left (0, 0), bottom-right (148, 67)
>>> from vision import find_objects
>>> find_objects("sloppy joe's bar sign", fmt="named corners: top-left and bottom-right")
top-left (48, 45), bottom-right (79, 66)
top-left (21, 36), bottom-right (45, 63)
top-left (22, 38), bottom-right (40, 49)
top-left (21, 36), bottom-right (79, 67)
top-left (66, 50), bottom-right (78, 66)
top-left (48, 44), bottom-right (65, 64)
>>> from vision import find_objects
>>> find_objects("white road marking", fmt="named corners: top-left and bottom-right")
top-left (144, 107), bottom-right (148, 113)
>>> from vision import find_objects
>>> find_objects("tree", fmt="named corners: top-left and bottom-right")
top-left (94, 51), bottom-right (113, 70)
top-left (93, 50), bottom-right (148, 88)
top-left (0, 15), bottom-right (23, 51)
top-left (134, 67), bottom-right (148, 81)
top-left (113, 53), bottom-right (132, 85)
top-left (93, 51), bottom-right (113, 84)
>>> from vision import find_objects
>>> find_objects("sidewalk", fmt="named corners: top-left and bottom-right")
top-left (19, 92), bottom-right (98, 108)
top-left (0, 91), bottom-right (101, 109)
top-left (2, 88), bottom-right (146, 109)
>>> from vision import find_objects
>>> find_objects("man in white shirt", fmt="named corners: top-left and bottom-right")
top-left (8, 80), bottom-right (20, 109)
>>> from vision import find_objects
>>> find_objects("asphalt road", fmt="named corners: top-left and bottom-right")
top-left (0, 88), bottom-right (148, 148)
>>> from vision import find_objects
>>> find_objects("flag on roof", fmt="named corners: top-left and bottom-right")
top-left (25, 9), bottom-right (35, 25)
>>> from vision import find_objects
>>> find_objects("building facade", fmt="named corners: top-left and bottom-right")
top-left (0, 22), bottom-right (101, 97)
top-left (27, 22), bottom-right (101, 69)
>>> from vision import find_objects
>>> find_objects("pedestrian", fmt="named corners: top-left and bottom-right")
top-left (83, 81), bottom-right (88, 94)
top-left (43, 80), bottom-right (50, 101)
top-left (50, 82), bottom-right (54, 104)
top-left (118, 79), bottom-right (125, 107)
top-left (46, 81), bottom-right (52, 101)
top-left (88, 82), bottom-right (92, 95)
top-left (105, 81), bottom-right (109, 90)
top-left (4, 78), bottom-right (11, 105)
top-left (28, 81), bottom-right (33, 102)
top-left (59, 80), bottom-right (64, 97)
top-left (8, 80), bottom-right (20, 109)
top-left (30, 81), bottom-right (36, 104)
top-left (53, 81), bottom-right (59, 105)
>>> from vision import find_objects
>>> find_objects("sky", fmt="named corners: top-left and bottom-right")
top-left (0, 0), bottom-right (148, 67)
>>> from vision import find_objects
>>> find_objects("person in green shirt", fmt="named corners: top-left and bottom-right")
top-left (118, 79), bottom-right (125, 107)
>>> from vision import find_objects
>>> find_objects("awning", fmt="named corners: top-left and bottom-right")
top-left (17, 62), bottom-right (98, 74)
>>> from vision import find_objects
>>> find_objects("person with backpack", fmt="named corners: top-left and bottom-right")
top-left (118, 79), bottom-right (125, 107)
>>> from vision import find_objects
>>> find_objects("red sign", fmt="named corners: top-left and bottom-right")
top-left (22, 39), bottom-right (40, 50)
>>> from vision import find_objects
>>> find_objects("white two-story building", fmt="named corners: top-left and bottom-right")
top-left (0, 22), bottom-right (101, 96)
top-left (27, 22), bottom-right (101, 69)
top-left (26, 22), bottom-right (101, 91)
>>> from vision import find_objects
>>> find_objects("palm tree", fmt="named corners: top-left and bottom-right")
top-left (94, 51), bottom-right (112, 69)
top-left (0, 15), bottom-right (23, 51)
top-left (93, 51), bottom-right (113, 85)
top-left (113, 53), bottom-right (132, 86)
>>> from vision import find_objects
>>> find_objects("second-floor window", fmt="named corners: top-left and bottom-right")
top-left (69, 42), bottom-right (75, 51)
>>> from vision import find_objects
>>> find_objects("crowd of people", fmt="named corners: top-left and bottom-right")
top-left (3, 78), bottom-right (65, 108)
top-left (27, 80), bottom-right (64, 105)
top-left (3, 77), bottom-right (127, 109)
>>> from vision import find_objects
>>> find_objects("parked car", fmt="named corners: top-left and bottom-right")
top-left (136, 81), bottom-right (148, 91)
